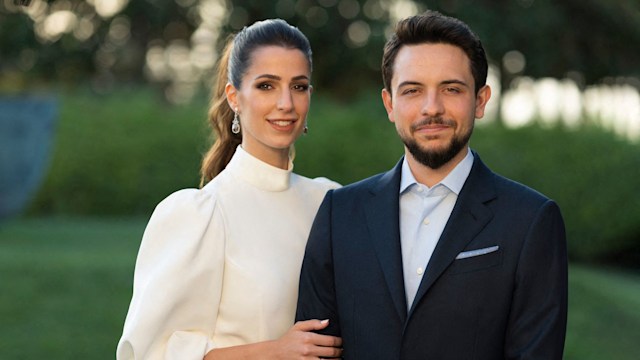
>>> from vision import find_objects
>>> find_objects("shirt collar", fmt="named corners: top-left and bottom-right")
top-left (225, 145), bottom-right (293, 192)
top-left (400, 148), bottom-right (474, 195)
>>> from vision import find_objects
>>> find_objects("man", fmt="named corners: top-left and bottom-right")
top-left (296, 11), bottom-right (567, 359)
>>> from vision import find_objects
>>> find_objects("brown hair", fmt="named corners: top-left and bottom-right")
top-left (382, 10), bottom-right (488, 95)
top-left (200, 38), bottom-right (239, 186)
top-left (199, 19), bottom-right (312, 186)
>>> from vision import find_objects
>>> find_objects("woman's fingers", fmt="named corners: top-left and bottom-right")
top-left (287, 319), bottom-right (343, 358)
top-left (314, 342), bottom-right (343, 358)
top-left (292, 319), bottom-right (342, 347)
top-left (309, 332), bottom-right (342, 348)
top-left (292, 318), bottom-right (330, 332)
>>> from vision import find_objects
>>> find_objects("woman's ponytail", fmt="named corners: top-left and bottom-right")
top-left (200, 38), bottom-right (240, 187)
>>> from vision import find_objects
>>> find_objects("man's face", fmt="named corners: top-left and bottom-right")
top-left (382, 43), bottom-right (491, 169)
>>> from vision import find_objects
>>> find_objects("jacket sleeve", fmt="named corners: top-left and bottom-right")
top-left (505, 200), bottom-right (568, 359)
top-left (296, 190), bottom-right (341, 336)
top-left (116, 189), bottom-right (225, 360)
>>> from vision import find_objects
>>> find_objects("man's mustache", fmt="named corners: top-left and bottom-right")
top-left (411, 117), bottom-right (456, 131)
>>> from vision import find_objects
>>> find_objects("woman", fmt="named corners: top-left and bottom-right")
top-left (117, 19), bottom-right (342, 359)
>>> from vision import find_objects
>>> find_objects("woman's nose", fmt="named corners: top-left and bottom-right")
top-left (277, 90), bottom-right (294, 111)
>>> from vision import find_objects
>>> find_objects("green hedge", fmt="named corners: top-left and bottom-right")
top-left (471, 124), bottom-right (640, 262)
top-left (29, 88), bottom-right (208, 215)
top-left (29, 89), bottom-right (640, 262)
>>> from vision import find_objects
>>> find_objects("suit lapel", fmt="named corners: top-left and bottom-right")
top-left (409, 154), bottom-right (497, 316)
top-left (364, 160), bottom-right (408, 322)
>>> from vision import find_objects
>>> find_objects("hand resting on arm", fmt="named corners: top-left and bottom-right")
top-left (204, 319), bottom-right (342, 359)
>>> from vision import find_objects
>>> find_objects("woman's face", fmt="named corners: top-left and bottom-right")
top-left (226, 45), bottom-right (312, 168)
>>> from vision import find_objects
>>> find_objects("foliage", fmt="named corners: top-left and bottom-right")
top-left (471, 123), bottom-right (640, 262)
top-left (294, 93), bottom-right (403, 183)
top-left (0, 0), bottom-right (193, 88)
top-left (451, 0), bottom-right (640, 85)
top-left (1, 218), bottom-right (639, 359)
top-left (1, 0), bottom-right (639, 97)
top-left (28, 89), bottom-right (640, 262)
top-left (28, 87), bottom-right (209, 215)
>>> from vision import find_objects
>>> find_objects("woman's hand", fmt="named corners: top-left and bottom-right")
top-left (203, 319), bottom-right (342, 359)
top-left (271, 319), bottom-right (342, 359)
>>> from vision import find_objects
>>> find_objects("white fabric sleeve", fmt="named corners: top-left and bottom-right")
top-left (312, 176), bottom-right (342, 189)
top-left (116, 189), bottom-right (225, 360)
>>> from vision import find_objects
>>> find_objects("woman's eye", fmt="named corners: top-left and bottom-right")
top-left (293, 84), bottom-right (309, 91)
top-left (257, 83), bottom-right (273, 90)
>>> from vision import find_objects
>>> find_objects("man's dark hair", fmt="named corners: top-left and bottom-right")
top-left (382, 11), bottom-right (488, 94)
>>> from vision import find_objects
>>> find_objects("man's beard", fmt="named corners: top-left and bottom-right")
top-left (399, 116), bottom-right (473, 169)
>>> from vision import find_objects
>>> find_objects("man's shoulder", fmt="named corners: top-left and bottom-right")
top-left (490, 170), bottom-right (553, 205)
top-left (471, 153), bottom-right (553, 205)
top-left (332, 170), bottom-right (391, 198)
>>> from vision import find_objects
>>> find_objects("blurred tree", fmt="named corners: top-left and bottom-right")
top-left (446, 0), bottom-right (640, 90)
top-left (1, 0), bottom-right (639, 100)
top-left (0, 0), bottom-right (196, 93)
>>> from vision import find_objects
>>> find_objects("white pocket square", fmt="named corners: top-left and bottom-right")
top-left (455, 245), bottom-right (499, 259)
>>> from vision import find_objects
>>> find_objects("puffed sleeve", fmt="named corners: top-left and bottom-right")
top-left (312, 176), bottom-right (342, 189)
top-left (116, 188), bottom-right (225, 360)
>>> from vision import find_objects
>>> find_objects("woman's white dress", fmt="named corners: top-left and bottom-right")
top-left (117, 146), bottom-right (338, 359)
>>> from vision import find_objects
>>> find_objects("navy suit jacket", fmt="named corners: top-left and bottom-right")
top-left (296, 153), bottom-right (568, 359)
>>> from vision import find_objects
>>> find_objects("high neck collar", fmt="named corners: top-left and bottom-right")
top-left (225, 146), bottom-right (293, 192)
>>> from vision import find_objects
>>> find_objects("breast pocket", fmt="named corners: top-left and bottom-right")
top-left (447, 247), bottom-right (502, 275)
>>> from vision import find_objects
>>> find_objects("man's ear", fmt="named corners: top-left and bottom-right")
top-left (474, 85), bottom-right (492, 119)
top-left (225, 83), bottom-right (238, 111)
top-left (381, 88), bottom-right (394, 123)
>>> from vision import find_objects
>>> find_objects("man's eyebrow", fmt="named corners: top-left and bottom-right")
top-left (396, 79), bottom-right (469, 91)
top-left (441, 79), bottom-right (469, 87)
top-left (396, 81), bottom-right (423, 90)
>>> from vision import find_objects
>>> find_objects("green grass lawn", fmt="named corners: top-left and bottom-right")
top-left (0, 217), bottom-right (638, 359)
top-left (565, 264), bottom-right (640, 359)
top-left (0, 217), bottom-right (144, 359)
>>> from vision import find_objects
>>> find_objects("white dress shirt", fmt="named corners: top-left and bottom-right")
top-left (117, 146), bottom-right (338, 359)
top-left (399, 149), bottom-right (474, 309)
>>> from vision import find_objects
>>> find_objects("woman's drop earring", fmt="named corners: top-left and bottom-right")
top-left (303, 123), bottom-right (309, 135)
top-left (231, 110), bottom-right (241, 134)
